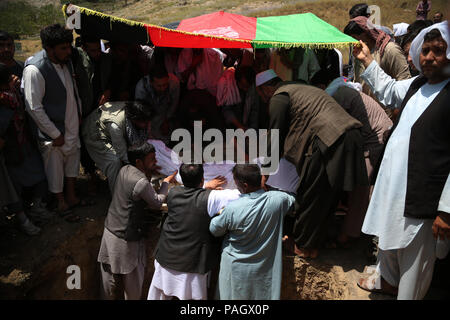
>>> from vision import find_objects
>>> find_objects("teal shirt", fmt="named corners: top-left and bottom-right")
top-left (209, 189), bottom-right (295, 300)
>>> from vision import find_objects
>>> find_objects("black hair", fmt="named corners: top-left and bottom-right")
top-left (424, 20), bottom-right (434, 28)
top-left (423, 29), bottom-right (443, 43)
top-left (344, 21), bottom-right (365, 36)
top-left (127, 142), bottom-right (156, 166)
top-left (125, 100), bottom-right (153, 121)
top-left (0, 63), bottom-right (11, 86)
top-left (407, 20), bottom-right (428, 34)
top-left (180, 163), bottom-right (204, 188)
top-left (235, 66), bottom-right (256, 86)
top-left (232, 164), bottom-right (262, 188)
top-left (150, 65), bottom-right (169, 80)
top-left (0, 31), bottom-right (13, 42)
top-left (40, 24), bottom-right (73, 48)
top-left (310, 69), bottom-right (333, 87)
top-left (401, 30), bottom-right (421, 50)
top-left (349, 3), bottom-right (370, 19)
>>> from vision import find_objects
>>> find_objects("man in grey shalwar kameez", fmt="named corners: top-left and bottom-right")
top-left (97, 142), bottom-right (177, 300)
top-left (210, 164), bottom-right (295, 300)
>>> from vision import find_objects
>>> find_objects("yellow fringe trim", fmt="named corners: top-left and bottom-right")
top-left (251, 41), bottom-right (358, 50)
top-left (62, 5), bottom-right (358, 49)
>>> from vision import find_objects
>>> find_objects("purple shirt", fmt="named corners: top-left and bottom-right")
top-left (416, 1), bottom-right (431, 20)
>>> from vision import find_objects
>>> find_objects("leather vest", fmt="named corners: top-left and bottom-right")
top-left (27, 50), bottom-right (80, 141)
top-left (377, 76), bottom-right (450, 219)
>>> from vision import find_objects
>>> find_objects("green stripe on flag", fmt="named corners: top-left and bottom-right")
top-left (254, 13), bottom-right (358, 49)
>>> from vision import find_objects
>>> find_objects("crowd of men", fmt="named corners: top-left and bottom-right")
top-left (0, 1), bottom-right (449, 300)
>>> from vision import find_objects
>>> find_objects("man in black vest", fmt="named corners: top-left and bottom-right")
top-left (148, 164), bottom-right (240, 300)
top-left (353, 22), bottom-right (450, 299)
top-left (24, 24), bottom-right (83, 217)
top-left (97, 142), bottom-right (177, 300)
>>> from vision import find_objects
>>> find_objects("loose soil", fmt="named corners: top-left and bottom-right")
top-left (0, 176), bottom-right (448, 299)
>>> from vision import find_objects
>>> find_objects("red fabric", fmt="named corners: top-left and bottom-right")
top-left (147, 11), bottom-right (256, 48)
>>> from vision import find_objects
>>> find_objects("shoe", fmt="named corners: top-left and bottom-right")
top-left (19, 218), bottom-right (41, 236)
top-left (27, 198), bottom-right (55, 221)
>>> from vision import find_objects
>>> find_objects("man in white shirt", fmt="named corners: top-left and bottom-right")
top-left (353, 22), bottom-right (450, 299)
top-left (23, 24), bottom-right (82, 216)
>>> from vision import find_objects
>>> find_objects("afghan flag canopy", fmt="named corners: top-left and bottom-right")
top-left (63, 4), bottom-right (357, 49)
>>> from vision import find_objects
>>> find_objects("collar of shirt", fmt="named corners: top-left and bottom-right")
top-left (241, 189), bottom-right (265, 199)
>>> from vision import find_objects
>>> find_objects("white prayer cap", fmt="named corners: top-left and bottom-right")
top-left (255, 69), bottom-right (278, 86)
top-left (393, 23), bottom-right (409, 37)
top-left (410, 21), bottom-right (450, 73)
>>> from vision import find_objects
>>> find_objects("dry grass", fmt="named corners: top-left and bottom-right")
top-left (13, 0), bottom-right (450, 62)
top-left (15, 39), bottom-right (42, 62)
top-left (110, 0), bottom-right (449, 29)
top-left (251, 0), bottom-right (449, 30)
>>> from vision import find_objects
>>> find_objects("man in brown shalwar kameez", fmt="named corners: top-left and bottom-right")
top-left (256, 69), bottom-right (368, 258)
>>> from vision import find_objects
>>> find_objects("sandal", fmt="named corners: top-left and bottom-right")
top-left (362, 265), bottom-right (377, 275)
top-left (357, 273), bottom-right (397, 297)
top-left (334, 207), bottom-right (348, 216)
top-left (56, 205), bottom-right (73, 217)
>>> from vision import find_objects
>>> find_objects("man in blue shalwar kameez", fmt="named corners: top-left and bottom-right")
top-left (209, 164), bottom-right (295, 300)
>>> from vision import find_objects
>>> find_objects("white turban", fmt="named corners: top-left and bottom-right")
top-left (410, 21), bottom-right (450, 73)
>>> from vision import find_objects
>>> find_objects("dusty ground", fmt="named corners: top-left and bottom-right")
top-left (0, 173), bottom-right (375, 300)
top-left (1, 175), bottom-right (449, 300)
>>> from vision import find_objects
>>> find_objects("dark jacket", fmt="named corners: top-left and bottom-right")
top-left (155, 186), bottom-right (220, 274)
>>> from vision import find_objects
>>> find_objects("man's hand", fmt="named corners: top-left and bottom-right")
top-left (432, 212), bottom-right (450, 240)
top-left (204, 176), bottom-right (227, 190)
top-left (352, 40), bottom-right (374, 68)
top-left (98, 89), bottom-right (111, 106)
top-left (52, 134), bottom-right (65, 147)
top-left (261, 174), bottom-right (269, 191)
top-left (163, 170), bottom-right (178, 184)
top-left (9, 75), bottom-right (20, 90)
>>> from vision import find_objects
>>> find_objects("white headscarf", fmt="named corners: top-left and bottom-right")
top-left (409, 21), bottom-right (450, 73)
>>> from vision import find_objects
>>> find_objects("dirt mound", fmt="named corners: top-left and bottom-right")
top-left (24, 219), bottom-right (104, 299)
top-left (294, 257), bottom-right (348, 300)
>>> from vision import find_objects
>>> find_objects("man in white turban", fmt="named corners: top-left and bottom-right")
top-left (353, 21), bottom-right (450, 299)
